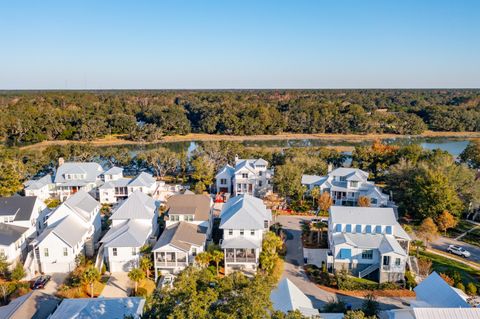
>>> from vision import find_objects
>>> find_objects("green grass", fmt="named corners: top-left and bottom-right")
top-left (419, 251), bottom-right (480, 286)
top-left (446, 220), bottom-right (476, 238)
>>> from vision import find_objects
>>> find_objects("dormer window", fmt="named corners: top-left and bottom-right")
top-left (345, 224), bottom-right (352, 233)
top-left (350, 181), bottom-right (358, 187)
top-left (242, 173), bottom-right (248, 179)
top-left (365, 225), bottom-right (372, 233)
top-left (335, 224), bottom-right (342, 232)
top-left (386, 226), bottom-right (392, 234)
top-left (355, 225), bottom-right (362, 233)
top-left (375, 225), bottom-right (382, 233)
top-left (339, 176), bottom-right (347, 182)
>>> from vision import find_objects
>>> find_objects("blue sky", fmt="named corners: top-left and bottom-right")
top-left (0, 0), bottom-right (479, 89)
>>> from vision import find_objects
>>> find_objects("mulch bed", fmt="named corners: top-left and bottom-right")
top-left (316, 283), bottom-right (415, 298)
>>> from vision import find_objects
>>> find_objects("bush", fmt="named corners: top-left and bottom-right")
top-left (362, 294), bottom-right (379, 317)
top-left (322, 299), bottom-right (347, 313)
top-left (466, 282), bottom-right (477, 296)
top-left (336, 270), bottom-right (378, 291)
top-left (455, 282), bottom-right (465, 292)
top-left (135, 287), bottom-right (148, 297)
top-left (405, 271), bottom-right (417, 289)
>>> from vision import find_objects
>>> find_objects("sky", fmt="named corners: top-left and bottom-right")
top-left (0, 0), bottom-right (479, 89)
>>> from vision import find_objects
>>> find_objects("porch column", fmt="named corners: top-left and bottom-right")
top-left (175, 252), bottom-right (177, 267)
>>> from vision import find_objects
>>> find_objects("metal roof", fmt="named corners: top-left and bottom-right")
top-left (36, 215), bottom-right (88, 248)
top-left (101, 220), bottom-right (152, 248)
top-left (221, 236), bottom-right (261, 249)
top-left (332, 232), bottom-right (406, 256)
top-left (330, 206), bottom-right (398, 226)
top-left (103, 166), bottom-right (123, 175)
top-left (412, 308), bottom-right (480, 319)
top-left (0, 196), bottom-right (37, 221)
top-left (54, 162), bottom-right (103, 184)
top-left (110, 191), bottom-right (156, 220)
top-left (128, 172), bottom-right (155, 187)
top-left (24, 174), bottom-right (53, 190)
top-left (270, 278), bottom-right (318, 316)
top-left (219, 194), bottom-right (271, 230)
top-left (49, 297), bottom-right (145, 319)
top-left (414, 272), bottom-right (471, 308)
top-left (0, 223), bottom-right (29, 246)
top-left (62, 190), bottom-right (100, 222)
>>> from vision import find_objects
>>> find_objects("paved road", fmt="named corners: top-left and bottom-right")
top-left (277, 215), bottom-right (413, 311)
top-left (431, 235), bottom-right (480, 264)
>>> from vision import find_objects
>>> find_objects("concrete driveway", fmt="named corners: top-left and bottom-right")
top-left (277, 215), bottom-right (413, 311)
top-left (101, 272), bottom-right (130, 297)
top-left (43, 273), bottom-right (68, 295)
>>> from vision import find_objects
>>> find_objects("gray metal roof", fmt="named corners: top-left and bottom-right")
top-left (101, 220), bottom-right (151, 248)
top-left (0, 290), bottom-right (60, 319)
top-left (270, 278), bottom-right (317, 316)
top-left (62, 190), bottom-right (100, 222)
top-left (215, 164), bottom-right (235, 178)
top-left (301, 175), bottom-right (327, 186)
top-left (24, 174), bottom-right (53, 190)
top-left (99, 178), bottom-right (131, 189)
top-left (412, 308), bottom-right (480, 319)
top-left (332, 232), bottom-right (406, 255)
top-left (219, 195), bottom-right (271, 230)
top-left (54, 162), bottom-right (103, 184)
top-left (414, 272), bottom-right (470, 308)
top-left (36, 215), bottom-right (88, 248)
top-left (166, 194), bottom-right (211, 221)
top-left (128, 172), bottom-right (156, 187)
top-left (0, 196), bottom-right (37, 221)
top-left (0, 223), bottom-right (29, 246)
top-left (110, 191), bottom-right (156, 220)
top-left (103, 166), bottom-right (123, 175)
top-left (329, 167), bottom-right (369, 179)
top-left (153, 222), bottom-right (206, 252)
top-left (330, 206), bottom-right (398, 226)
top-left (221, 236), bottom-right (260, 249)
top-left (49, 297), bottom-right (145, 319)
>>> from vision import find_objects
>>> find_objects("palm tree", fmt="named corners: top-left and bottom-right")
top-left (128, 267), bottom-right (145, 296)
top-left (195, 252), bottom-right (211, 268)
top-left (82, 265), bottom-right (100, 298)
top-left (210, 250), bottom-right (224, 276)
top-left (310, 187), bottom-right (321, 208)
top-left (139, 256), bottom-right (153, 279)
top-left (411, 240), bottom-right (425, 258)
top-left (313, 221), bottom-right (328, 244)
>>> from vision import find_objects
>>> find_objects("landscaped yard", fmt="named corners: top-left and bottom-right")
top-left (446, 220), bottom-right (477, 238)
top-left (419, 251), bottom-right (480, 287)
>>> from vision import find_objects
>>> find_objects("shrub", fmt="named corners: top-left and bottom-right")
top-left (135, 287), bottom-right (148, 297)
top-left (323, 299), bottom-right (347, 313)
top-left (466, 282), bottom-right (477, 296)
top-left (455, 282), bottom-right (465, 292)
top-left (336, 270), bottom-right (378, 291)
top-left (362, 293), bottom-right (379, 317)
top-left (405, 271), bottom-right (417, 289)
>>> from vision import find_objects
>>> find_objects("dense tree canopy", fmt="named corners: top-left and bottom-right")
top-left (1, 90), bottom-right (479, 145)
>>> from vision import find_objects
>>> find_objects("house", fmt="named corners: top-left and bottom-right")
top-left (301, 167), bottom-right (390, 207)
top-left (327, 206), bottom-right (410, 283)
top-left (152, 222), bottom-right (206, 280)
top-left (54, 159), bottom-right (104, 201)
top-left (164, 194), bottom-right (213, 236)
top-left (0, 290), bottom-right (60, 319)
top-left (215, 156), bottom-right (273, 198)
top-left (32, 190), bottom-right (101, 273)
top-left (0, 223), bottom-right (30, 265)
top-left (219, 194), bottom-right (272, 274)
top-left (101, 191), bottom-right (158, 272)
top-left (24, 175), bottom-right (54, 201)
top-left (387, 272), bottom-right (477, 319)
top-left (271, 278), bottom-right (319, 318)
top-left (49, 297), bottom-right (145, 319)
top-left (98, 169), bottom-right (159, 205)
top-left (0, 196), bottom-right (49, 238)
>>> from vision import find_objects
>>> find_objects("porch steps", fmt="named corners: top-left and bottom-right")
top-left (358, 264), bottom-right (379, 278)
top-left (407, 256), bottom-right (419, 275)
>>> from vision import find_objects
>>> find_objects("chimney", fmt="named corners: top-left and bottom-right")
top-left (327, 163), bottom-right (333, 173)
top-left (234, 154), bottom-right (239, 163)
top-left (58, 157), bottom-right (65, 167)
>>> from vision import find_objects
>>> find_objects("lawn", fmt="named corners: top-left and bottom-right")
top-left (419, 251), bottom-right (480, 287)
top-left (462, 227), bottom-right (480, 247)
top-left (446, 220), bottom-right (476, 239)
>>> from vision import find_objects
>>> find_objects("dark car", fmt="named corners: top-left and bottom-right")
top-left (31, 275), bottom-right (51, 289)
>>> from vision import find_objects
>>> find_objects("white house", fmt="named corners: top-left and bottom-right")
top-left (219, 194), bottom-right (272, 274)
top-left (54, 159), bottom-right (104, 201)
top-left (328, 206), bottom-right (410, 283)
top-left (152, 222), bottom-right (206, 280)
top-left (101, 191), bottom-right (158, 272)
top-left (0, 196), bottom-right (49, 239)
top-left (49, 297), bottom-right (145, 319)
top-left (33, 190), bottom-right (101, 273)
top-left (302, 167), bottom-right (390, 207)
top-left (216, 156), bottom-right (273, 198)
top-left (24, 174), bottom-right (54, 201)
top-left (0, 224), bottom-right (30, 266)
top-left (128, 172), bottom-right (157, 195)
top-left (164, 194), bottom-right (213, 236)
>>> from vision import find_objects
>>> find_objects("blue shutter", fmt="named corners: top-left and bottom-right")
top-left (355, 225), bottom-right (362, 233)
top-left (339, 248), bottom-right (351, 259)
top-left (346, 224), bottom-right (352, 233)
top-left (366, 225), bottom-right (372, 233)
top-left (335, 224), bottom-right (342, 232)
top-left (375, 225), bottom-right (382, 233)
top-left (386, 226), bottom-right (392, 234)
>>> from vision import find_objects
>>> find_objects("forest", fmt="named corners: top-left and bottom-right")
top-left (1, 89), bottom-right (480, 145)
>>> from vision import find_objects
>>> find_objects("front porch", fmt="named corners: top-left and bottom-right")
top-left (154, 251), bottom-right (189, 281)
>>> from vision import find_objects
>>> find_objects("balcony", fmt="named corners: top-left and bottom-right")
top-left (225, 248), bottom-right (256, 263)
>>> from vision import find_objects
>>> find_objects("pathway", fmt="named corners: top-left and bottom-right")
top-left (101, 272), bottom-right (130, 297)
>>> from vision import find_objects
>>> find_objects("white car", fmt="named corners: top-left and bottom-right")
top-left (447, 245), bottom-right (471, 258)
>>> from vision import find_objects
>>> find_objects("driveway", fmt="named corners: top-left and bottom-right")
top-left (101, 272), bottom-right (130, 297)
top-left (431, 235), bottom-right (480, 264)
top-left (277, 215), bottom-right (413, 311)
top-left (43, 273), bottom-right (68, 295)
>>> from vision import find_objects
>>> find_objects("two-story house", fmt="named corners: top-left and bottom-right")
top-left (33, 190), bottom-right (101, 273)
top-left (54, 159), bottom-right (104, 201)
top-left (302, 167), bottom-right (390, 207)
top-left (101, 191), bottom-right (158, 272)
top-left (215, 156), bottom-right (273, 198)
top-left (328, 206), bottom-right (410, 283)
top-left (24, 175), bottom-right (55, 202)
top-left (219, 194), bottom-right (272, 274)
top-left (152, 194), bottom-right (212, 278)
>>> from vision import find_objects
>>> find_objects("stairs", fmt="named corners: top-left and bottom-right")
top-left (407, 256), bottom-right (419, 275)
top-left (358, 264), bottom-right (380, 278)
top-left (95, 244), bottom-right (105, 271)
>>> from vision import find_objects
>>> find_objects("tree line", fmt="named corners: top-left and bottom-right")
top-left (1, 89), bottom-right (479, 145)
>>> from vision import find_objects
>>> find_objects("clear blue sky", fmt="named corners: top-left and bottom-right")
top-left (1, 0), bottom-right (479, 89)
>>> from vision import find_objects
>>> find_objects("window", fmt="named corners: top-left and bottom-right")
top-left (386, 226), bottom-right (392, 234)
top-left (228, 229), bottom-right (233, 235)
top-left (242, 173), bottom-right (248, 179)
top-left (113, 248), bottom-right (117, 256)
top-left (44, 248), bottom-right (49, 257)
top-left (339, 248), bottom-right (351, 259)
top-left (192, 247), bottom-right (197, 256)
top-left (371, 198), bottom-right (377, 204)
top-left (220, 178), bottom-right (227, 185)
top-left (362, 250), bottom-right (373, 259)
top-left (335, 224), bottom-right (342, 232)
top-left (345, 224), bottom-right (352, 233)
top-left (0, 249), bottom-right (5, 257)
top-left (250, 229), bottom-right (255, 235)
top-left (348, 192), bottom-right (354, 197)
top-left (375, 225), bottom-right (382, 233)
top-left (186, 215), bottom-right (194, 222)
top-left (355, 225), bottom-right (362, 233)
top-left (350, 181), bottom-right (359, 187)
top-left (132, 247), bottom-right (137, 256)
top-left (259, 171), bottom-right (263, 176)
top-left (259, 181), bottom-right (262, 187)
top-left (365, 225), bottom-right (372, 233)
top-left (237, 184), bottom-right (242, 191)
top-left (240, 229), bottom-right (244, 236)
top-left (264, 220), bottom-right (269, 228)
top-left (63, 248), bottom-right (68, 256)
top-left (395, 258), bottom-right (401, 266)
top-left (339, 176), bottom-right (347, 182)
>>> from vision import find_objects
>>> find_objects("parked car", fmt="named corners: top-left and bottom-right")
top-left (31, 275), bottom-right (51, 289)
top-left (447, 245), bottom-right (471, 258)
top-left (311, 217), bottom-right (328, 224)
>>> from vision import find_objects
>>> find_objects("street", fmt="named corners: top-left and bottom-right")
top-left (277, 215), bottom-right (413, 311)
top-left (431, 234), bottom-right (480, 264)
